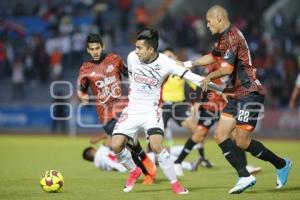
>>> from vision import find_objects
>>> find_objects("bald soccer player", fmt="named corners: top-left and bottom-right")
top-left (183, 5), bottom-right (292, 194)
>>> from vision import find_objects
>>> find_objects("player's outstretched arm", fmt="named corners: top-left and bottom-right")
top-left (168, 55), bottom-right (223, 92)
top-left (201, 62), bottom-right (234, 92)
top-left (182, 70), bottom-right (224, 92)
top-left (183, 54), bottom-right (216, 69)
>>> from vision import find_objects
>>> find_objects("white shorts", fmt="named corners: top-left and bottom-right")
top-left (112, 106), bottom-right (164, 139)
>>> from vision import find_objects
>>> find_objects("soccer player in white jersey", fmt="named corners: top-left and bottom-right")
top-left (110, 28), bottom-right (222, 194)
top-left (83, 145), bottom-right (127, 172)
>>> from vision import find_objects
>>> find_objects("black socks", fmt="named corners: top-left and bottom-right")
top-left (219, 138), bottom-right (250, 177)
top-left (198, 146), bottom-right (205, 158)
top-left (175, 138), bottom-right (196, 164)
top-left (245, 139), bottom-right (286, 169)
top-left (233, 141), bottom-right (247, 166)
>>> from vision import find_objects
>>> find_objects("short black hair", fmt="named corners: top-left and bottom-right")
top-left (82, 147), bottom-right (94, 162)
top-left (137, 27), bottom-right (159, 51)
top-left (86, 33), bottom-right (103, 46)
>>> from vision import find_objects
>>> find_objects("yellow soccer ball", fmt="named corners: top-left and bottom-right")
top-left (40, 170), bottom-right (64, 192)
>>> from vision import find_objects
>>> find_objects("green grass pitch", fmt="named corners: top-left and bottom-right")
top-left (0, 135), bottom-right (299, 200)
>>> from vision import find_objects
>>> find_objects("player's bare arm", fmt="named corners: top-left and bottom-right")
top-left (90, 134), bottom-right (108, 145)
top-left (201, 61), bottom-right (234, 91)
top-left (288, 86), bottom-right (300, 108)
top-left (183, 54), bottom-right (216, 69)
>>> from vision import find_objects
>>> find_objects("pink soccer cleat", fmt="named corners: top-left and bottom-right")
top-left (123, 167), bottom-right (142, 192)
top-left (171, 181), bottom-right (189, 195)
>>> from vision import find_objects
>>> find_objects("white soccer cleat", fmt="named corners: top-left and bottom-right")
top-left (246, 165), bottom-right (262, 174)
top-left (228, 175), bottom-right (256, 194)
top-left (173, 163), bottom-right (184, 176)
top-left (123, 185), bottom-right (134, 193)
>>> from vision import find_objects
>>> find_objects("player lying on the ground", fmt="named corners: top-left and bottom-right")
top-left (82, 134), bottom-right (156, 185)
top-left (83, 137), bottom-right (195, 174)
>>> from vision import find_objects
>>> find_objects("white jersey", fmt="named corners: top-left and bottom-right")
top-left (126, 51), bottom-right (204, 113)
top-left (113, 51), bottom-right (205, 139)
top-left (93, 145), bottom-right (127, 172)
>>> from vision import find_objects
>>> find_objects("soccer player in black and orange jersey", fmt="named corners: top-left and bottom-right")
top-left (77, 33), bottom-right (156, 185)
top-left (183, 5), bottom-right (291, 194)
top-left (174, 61), bottom-right (261, 174)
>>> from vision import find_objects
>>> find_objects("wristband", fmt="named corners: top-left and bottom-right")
top-left (183, 60), bottom-right (193, 68)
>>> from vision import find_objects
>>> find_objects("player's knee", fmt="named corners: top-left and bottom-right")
top-left (111, 143), bottom-right (123, 154)
top-left (111, 136), bottom-right (127, 154)
top-left (147, 128), bottom-right (164, 153)
top-left (234, 137), bottom-right (250, 150)
top-left (213, 131), bottom-right (226, 144)
top-left (150, 143), bottom-right (163, 154)
top-left (181, 119), bottom-right (196, 130)
top-left (192, 132), bottom-right (205, 143)
top-left (234, 129), bottom-right (252, 149)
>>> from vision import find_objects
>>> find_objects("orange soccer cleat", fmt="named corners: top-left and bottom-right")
top-left (142, 174), bottom-right (155, 185)
top-left (142, 155), bottom-right (157, 177)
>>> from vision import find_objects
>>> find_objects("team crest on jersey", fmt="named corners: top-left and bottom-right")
top-left (153, 64), bottom-right (161, 70)
top-left (223, 49), bottom-right (231, 59)
top-left (221, 62), bottom-right (228, 67)
top-left (106, 64), bottom-right (114, 73)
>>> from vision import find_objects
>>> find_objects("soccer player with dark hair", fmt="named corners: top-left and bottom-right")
top-left (82, 135), bottom-right (127, 172)
top-left (183, 5), bottom-right (291, 194)
top-left (77, 33), bottom-right (156, 185)
top-left (110, 27), bottom-right (223, 194)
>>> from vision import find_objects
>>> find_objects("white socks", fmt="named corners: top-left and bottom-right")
top-left (157, 149), bottom-right (177, 182)
top-left (116, 148), bottom-right (136, 171)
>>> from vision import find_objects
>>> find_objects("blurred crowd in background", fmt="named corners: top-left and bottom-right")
top-left (0, 0), bottom-right (300, 108)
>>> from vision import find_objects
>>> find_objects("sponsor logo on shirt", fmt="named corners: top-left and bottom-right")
top-left (134, 73), bottom-right (158, 86)
top-left (106, 64), bottom-right (114, 73)
top-left (95, 76), bottom-right (117, 88)
top-left (95, 76), bottom-right (121, 103)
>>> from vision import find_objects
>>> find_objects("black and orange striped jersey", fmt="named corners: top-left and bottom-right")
top-left (212, 25), bottom-right (265, 99)
top-left (77, 53), bottom-right (128, 123)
